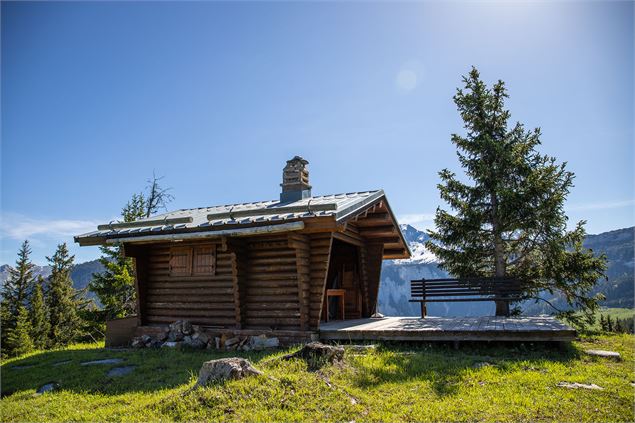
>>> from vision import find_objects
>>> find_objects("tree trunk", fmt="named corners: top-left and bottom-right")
top-left (491, 193), bottom-right (509, 316)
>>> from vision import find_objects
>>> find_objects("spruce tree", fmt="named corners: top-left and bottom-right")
top-left (6, 305), bottom-right (35, 357)
top-left (89, 177), bottom-right (172, 323)
top-left (89, 194), bottom-right (147, 321)
top-left (600, 314), bottom-right (606, 332)
top-left (427, 67), bottom-right (607, 322)
top-left (46, 243), bottom-right (83, 346)
top-left (607, 315), bottom-right (613, 332)
top-left (1, 240), bottom-right (36, 349)
top-left (30, 276), bottom-right (51, 350)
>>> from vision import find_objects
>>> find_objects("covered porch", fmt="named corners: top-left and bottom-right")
top-left (319, 316), bottom-right (576, 342)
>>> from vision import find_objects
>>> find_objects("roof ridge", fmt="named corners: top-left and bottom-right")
top-left (167, 189), bottom-right (383, 214)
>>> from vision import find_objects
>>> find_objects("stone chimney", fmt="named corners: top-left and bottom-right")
top-left (280, 156), bottom-right (312, 203)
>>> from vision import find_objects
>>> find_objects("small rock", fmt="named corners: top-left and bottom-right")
top-left (36, 382), bottom-right (60, 395)
top-left (107, 366), bottom-right (136, 377)
top-left (225, 337), bottom-right (241, 348)
top-left (214, 337), bottom-right (221, 349)
top-left (196, 332), bottom-right (209, 344)
top-left (10, 364), bottom-right (35, 370)
top-left (584, 349), bottom-right (621, 360)
top-left (80, 358), bottom-right (124, 366)
top-left (473, 362), bottom-right (493, 369)
top-left (183, 337), bottom-right (206, 349)
top-left (196, 358), bottom-right (262, 386)
top-left (161, 341), bottom-right (182, 349)
top-left (181, 321), bottom-right (193, 335)
top-left (557, 382), bottom-right (604, 390)
top-left (250, 334), bottom-right (279, 350)
top-left (155, 331), bottom-right (167, 342)
top-left (131, 337), bottom-right (145, 348)
top-left (141, 335), bottom-right (152, 343)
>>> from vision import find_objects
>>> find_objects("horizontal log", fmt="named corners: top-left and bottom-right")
top-left (146, 308), bottom-right (236, 317)
top-left (245, 294), bottom-right (298, 303)
top-left (246, 272), bottom-right (298, 281)
top-left (244, 280), bottom-right (298, 289)
top-left (145, 316), bottom-right (235, 325)
top-left (243, 317), bottom-right (300, 326)
top-left (248, 257), bottom-right (297, 266)
top-left (247, 302), bottom-right (300, 310)
top-left (248, 264), bottom-right (297, 273)
top-left (146, 302), bottom-right (235, 310)
top-left (146, 282), bottom-right (234, 290)
top-left (245, 310), bottom-right (301, 318)
top-left (144, 289), bottom-right (234, 303)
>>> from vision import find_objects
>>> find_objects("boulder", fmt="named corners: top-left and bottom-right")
top-left (183, 336), bottom-right (206, 349)
top-left (249, 334), bottom-right (279, 350)
top-left (36, 382), bottom-right (60, 395)
top-left (131, 337), bottom-right (145, 348)
top-left (162, 341), bottom-right (182, 349)
top-left (557, 382), bottom-right (604, 390)
top-left (283, 342), bottom-right (344, 369)
top-left (225, 337), bottom-right (241, 348)
top-left (584, 349), bottom-right (621, 360)
top-left (196, 358), bottom-right (262, 386)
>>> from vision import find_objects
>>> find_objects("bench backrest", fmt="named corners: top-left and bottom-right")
top-left (410, 277), bottom-right (525, 300)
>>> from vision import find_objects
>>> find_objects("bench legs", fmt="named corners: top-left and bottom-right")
top-left (420, 302), bottom-right (427, 318)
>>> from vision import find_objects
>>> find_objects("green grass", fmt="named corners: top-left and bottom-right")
top-left (597, 307), bottom-right (635, 321)
top-left (1, 335), bottom-right (634, 422)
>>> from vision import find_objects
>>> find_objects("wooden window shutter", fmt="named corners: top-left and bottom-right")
top-left (193, 245), bottom-right (216, 275)
top-left (169, 247), bottom-right (192, 276)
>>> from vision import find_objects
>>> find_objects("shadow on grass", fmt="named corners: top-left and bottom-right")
top-left (346, 340), bottom-right (580, 397)
top-left (1, 346), bottom-right (284, 398)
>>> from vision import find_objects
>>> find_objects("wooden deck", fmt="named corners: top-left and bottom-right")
top-left (319, 316), bottom-right (576, 342)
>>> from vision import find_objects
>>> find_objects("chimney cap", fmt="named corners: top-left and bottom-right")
top-left (286, 155), bottom-right (308, 165)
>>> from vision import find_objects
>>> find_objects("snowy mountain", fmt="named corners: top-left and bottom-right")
top-left (378, 224), bottom-right (494, 316)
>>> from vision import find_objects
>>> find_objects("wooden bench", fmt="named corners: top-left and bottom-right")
top-left (410, 277), bottom-right (527, 317)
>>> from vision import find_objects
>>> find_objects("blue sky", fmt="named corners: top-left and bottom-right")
top-left (1, 1), bottom-right (633, 265)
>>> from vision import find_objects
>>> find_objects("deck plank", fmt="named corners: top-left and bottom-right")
top-left (319, 316), bottom-right (576, 342)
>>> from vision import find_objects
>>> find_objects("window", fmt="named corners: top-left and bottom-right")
top-left (169, 247), bottom-right (192, 276)
top-left (169, 245), bottom-right (216, 277)
top-left (193, 245), bottom-right (216, 275)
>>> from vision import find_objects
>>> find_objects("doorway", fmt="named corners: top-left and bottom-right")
top-left (322, 239), bottom-right (364, 321)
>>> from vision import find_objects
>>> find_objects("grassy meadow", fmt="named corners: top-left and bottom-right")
top-left (1, 334), bottom-right (634, 422)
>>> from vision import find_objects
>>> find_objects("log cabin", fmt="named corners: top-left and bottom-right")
top-left (75, 156), bottom-right (411, 344)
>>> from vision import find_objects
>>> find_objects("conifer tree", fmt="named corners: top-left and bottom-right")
top-left (600, 314), bottom-right (606, 332)
top-left (427, 67), bottom-right (607, 322)
top-left (6, 305), bottom-right (35, 357)
top-left (89, 194), bottom-right (147, 321)
top-left (607, 315), bottom-right (613, 332)
top-left (46, 243), bottom-right (83, 346)
top-left (30, 276), bottom-right (51, 350)
top-left (89, 176), bottom-right (172, 322)
top-left (1, 240), bottom-right (36, 349)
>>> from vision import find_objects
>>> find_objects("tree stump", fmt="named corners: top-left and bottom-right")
top-left (196, 358), bottom-right (262, 386)
top-left (283, 342), bottom-right (344, 370)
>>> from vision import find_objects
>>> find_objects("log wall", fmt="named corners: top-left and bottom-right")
top-left (137, 240), bottom-right (236, 327)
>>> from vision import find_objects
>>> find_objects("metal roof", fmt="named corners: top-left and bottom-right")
top-left (75, 190), bottom-right (386, 242)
